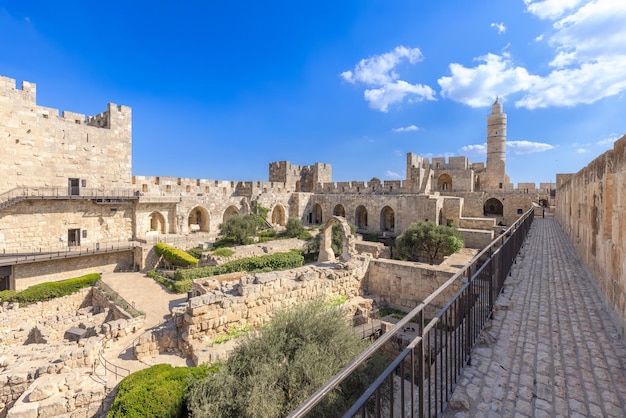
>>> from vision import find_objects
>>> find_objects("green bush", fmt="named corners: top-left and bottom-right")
top-left (281, 218), bottom-right (312, 240)
top-left (108, 364), bottom-right (213, 418)
top-left (147, 270), bottom-right (192, 294)
top-left (173, 279), bottom-right (193, 293)
top-left (257, 229), bottom-right (276, 238)
top-left (0, 273), bottom-right (100, 306)
top-left (212, 248), bottom-right (235, 257)
top-left (186, 247), bottom-right (204, 260)
top-left (155, 243), bottom-right (198, 267)
top-left (174, 251), bottom-right (304, 281)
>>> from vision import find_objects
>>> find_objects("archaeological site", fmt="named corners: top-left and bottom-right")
top-left (1, 73), bottom-right (625, 416)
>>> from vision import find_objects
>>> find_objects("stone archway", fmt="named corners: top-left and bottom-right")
top-left (223, 205), bottom-right (240, 222)
top-left (271, 204), bottom-right (286, 227)
top-left (148, 211), bottom-right (166, 234)
top-left (484, 198), bottom-right (504, 216)
top-left (318, 216), bottom-right (356, 263)
top-left (438, 173), bottom-right (452, 191)
top-left (355, 205), bottom-right (368, 229)
top-left (188, 206), bottom-right (210, 233)
top-left (333, 204), bottom-right (346, 217)
top-left (311, 203), bottom-right (323, 224)
top-left (380, 206), bottom-right (395, 232)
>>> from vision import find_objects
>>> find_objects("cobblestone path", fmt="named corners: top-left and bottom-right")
top-left (445, 217), bottom-right (626, 418)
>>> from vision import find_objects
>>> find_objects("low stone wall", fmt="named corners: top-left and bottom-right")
top-left (355, 241), bottom-right (390, 259)
top-left (458, 228), bottom-right (494, 250)
top-left (152, 255), bottom-right (371, 364)
top-left (364, 259), bottom-right (462, 319)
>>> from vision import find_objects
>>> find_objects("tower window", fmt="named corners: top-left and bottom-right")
top-left (499, 183), bottom-right (503, 189)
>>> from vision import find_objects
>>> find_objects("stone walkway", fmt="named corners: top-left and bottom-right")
top-left (445, 217), bottom-right (626, 418)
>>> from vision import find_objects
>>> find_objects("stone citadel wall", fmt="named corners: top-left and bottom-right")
top-left (556, 134), bottom-right (626, 336)
top-left (0, 75), bottom-right (132, 194)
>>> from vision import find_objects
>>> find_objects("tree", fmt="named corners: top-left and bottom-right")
top-left (369, 177), bottom-right (381, 183)
top-left (283, 217), bottom-right (311, 240)
top-left (186, 299), bottom-right (381, 418)
top-left (218, 214), bottom-right (259, 245)
top-left (396, 221), bottom-right (464, 264)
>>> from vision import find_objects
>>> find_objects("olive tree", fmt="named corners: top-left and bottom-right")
top-left (396, 221), bottom-right (464, 264)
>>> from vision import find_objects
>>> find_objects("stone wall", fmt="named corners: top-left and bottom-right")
top-left (13, 252), bottom-right (135, 290)
top-left (0, 199), bottom-right (134, 253)
top-left (364, 259), bottom-right (462, 319)
top-left (0, 75), bottom-right (132, 193)
top-left (556, 134), bottom-right (626, 336)
top-left (152, 255), bottom-right (372, 364)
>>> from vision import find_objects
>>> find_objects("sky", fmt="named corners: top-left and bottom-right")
top-left (1, 0), bottom-right (624, 186)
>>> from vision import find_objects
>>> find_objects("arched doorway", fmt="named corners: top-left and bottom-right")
top-left (380, 206), bottom-right (395, 232)
top-left (310, 203), bottom-right (323, 224)
top-left (333, 204), bottom-right (346, 217)
top-left (438, 173), bottom-right (452, 191)
top-left (148, 211), bottom-right (166, 234)
top-left (355, 205), bottom-right (368, 229)
top-left (438, 209), bottom-right (445, 225)
top-left (483, 198), bottom-right (504, 216)
top-left (188, 206), bottom-right (210, 233)
top-left (271, 204), bottom-right (286, 227)
top-left (223, 205), bottom-right (240, 223)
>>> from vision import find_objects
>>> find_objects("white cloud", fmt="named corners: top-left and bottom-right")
top-left (491, 22), bottom-right (507, 34)
top-left (341, 46), bottom-right (436, 112)
top-left (439, 0), bottom-right (626, 109)
top-left (460, 144), bottom-right (487, 154)
top-left (385, 170), bottom-right (402, 179)
top-left (393, 125), bottom-right (419, 133)
top-left (507, 140), bottom-right (555, 154)
top-left (524, 0), bottom-right (585, 20)
top-left (576, 148), bottom-right (589, 153)
top-left (596, 134), bottom-right (621, 147)
top-left (439, 54), bottom-right (537, 107)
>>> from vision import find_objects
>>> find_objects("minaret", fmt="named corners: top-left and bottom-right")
top-left (486, 97), bottom-right (507, 184)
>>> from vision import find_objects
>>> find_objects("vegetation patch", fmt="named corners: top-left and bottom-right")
top-left (396, 221), bottom-right (464, 264)
top-left (0, 273), bottom-right (101, 306)
top-left (108, 364), bottom-right (214, 418)
top-left (174, 251), bottom-right (304, 281)
top-left (186, 299), bottom-right (384, 417)
top-left (211, 247), bottom-right (235, 257)
top-left (154, 243), bottom-right (198, 267)
top-left (146, 270), bottom-right (192, 294)
top-left (210, 324), bottom-right (252, 347)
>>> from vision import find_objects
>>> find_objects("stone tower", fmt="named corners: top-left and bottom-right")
top-left (484, 98), bottom-right (509, 189)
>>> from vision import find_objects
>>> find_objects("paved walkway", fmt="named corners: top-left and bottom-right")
top-left (445, 217), bottom-right (626, 418)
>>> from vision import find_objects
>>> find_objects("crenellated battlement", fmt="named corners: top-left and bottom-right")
top-left (314, 179), bottom-right (406, 194)
top-left (132, 176), bottom-right (291, 198)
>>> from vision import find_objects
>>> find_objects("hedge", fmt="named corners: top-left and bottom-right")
top-left (0, 273), bottom-right (101, 306)
top-left (174, 251), bottom-right (304, 281)
top-left (154, 243), bottom-right (198, 267)
top-left (146, 270), bottom-right (193, 294)
top-left (108, 364), bottom-right (215, 418)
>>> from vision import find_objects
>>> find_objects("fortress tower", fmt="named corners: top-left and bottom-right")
top-left (484, 98), bottom-right (509, 189)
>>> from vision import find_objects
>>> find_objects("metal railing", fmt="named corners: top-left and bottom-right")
top-left (94, 347), bottom-right (130, 381)
top-left (289, 208), bottom-right (534, 418)
top-left (0, 240), bottom-right (138, 266)
top-left (0, 186), bottom-right (138, 207)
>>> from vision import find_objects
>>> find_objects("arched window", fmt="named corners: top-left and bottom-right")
top-left (333, 204), bottom-right (346, 217)
top-left (437, 173), bottom-right (452, 191)
top-left (148, 211), bottom-right (166, 234)
top-left (483, 198), bottom-right (504, 216)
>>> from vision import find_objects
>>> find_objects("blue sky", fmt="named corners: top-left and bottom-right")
top-left (1, 0), bottom-right (624, 186)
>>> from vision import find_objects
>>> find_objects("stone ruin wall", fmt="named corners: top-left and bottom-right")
top-left (0, 287), bottom-right (144, 415)
top-left (556, 134), bottom-right (626, 336)
top-left (135, 255), bottom-right (373, 364)
top-left (365, 259), bottom-right (463, 320)
top-left (0, 75), bottom-right (132, 194)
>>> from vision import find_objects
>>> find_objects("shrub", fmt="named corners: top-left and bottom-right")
top-left (108, 364), bottom-right (213, 418)
top-left (147, 270), bottom-right (192, 294)
top-left (218, 215), bottom-right (259, 245)
top-left (186, 299), bottom-right (383, 417)
top-left (186, 247), bottom-right (204, 260)
top-left (396, 221), bottom-right (464, 264)
top-left (212, 248), bottom-right (235, 258)
top-left (174, 252), bottom-right (304, 281)
top-left (154, 243), bottom-right (198, 267)
top-left (0, 273), bottom-right (101, 306)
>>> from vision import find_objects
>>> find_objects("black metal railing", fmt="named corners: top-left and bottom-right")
top-left (289, 208), bottom-right (534, 418)
top-left (0, 186), bottom-right (138, 207)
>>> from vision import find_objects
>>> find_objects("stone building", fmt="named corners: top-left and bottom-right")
top-left (0, 74), bottom-right (555, 290)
